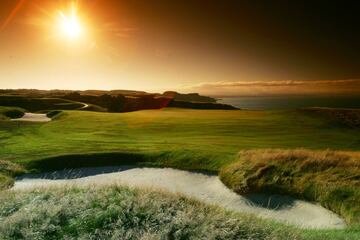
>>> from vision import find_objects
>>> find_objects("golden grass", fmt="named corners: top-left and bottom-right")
top-left (220, 149), bottom-right (360, 224)
top-left (0, 160), bottom-right (25, 190)
top-left (0, 185), bottom-right (301, 240)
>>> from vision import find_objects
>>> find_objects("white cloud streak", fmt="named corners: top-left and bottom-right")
top-left (178, 79), bottom-right (360, 96)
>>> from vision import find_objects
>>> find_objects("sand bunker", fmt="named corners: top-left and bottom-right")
top-left (11, 113), bottom-right (51, 122)
top-left (14, 166), bottom-right (346, 229)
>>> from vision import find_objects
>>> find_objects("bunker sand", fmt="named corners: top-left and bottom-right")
top-left (14, 167), bottom-right (346, 229)
top-left (11, 113), bottom-right (51, 122)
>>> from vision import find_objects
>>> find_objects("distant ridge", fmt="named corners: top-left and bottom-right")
top-left (0, 89), bottom-right (238, 112)
top-left (163, 91), bottom-right (217, 103)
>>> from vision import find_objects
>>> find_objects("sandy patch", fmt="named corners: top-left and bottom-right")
top-left (14, 166), bottom-right (346, 229)
top-left (12, 113), bottom-right (51, 122)
top-left (78, 103), bottom-right (89, 109)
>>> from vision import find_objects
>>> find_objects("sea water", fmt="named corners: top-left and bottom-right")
top-left (218, 95), bottom-right (360, 110)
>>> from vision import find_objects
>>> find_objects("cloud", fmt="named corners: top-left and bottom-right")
top-left (178, 79), bottom-right (360, 96)
top-left (189, 79), bottom-right (360, 88)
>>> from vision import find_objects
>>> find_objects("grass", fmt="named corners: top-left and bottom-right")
top-left (0, 106), bottom-right (25, 119)
top-left (2, 185), bottom-right (360, 240)
top-left (1, 108), bottom-right (360, 165)
top-left (0, 108), bottom-right (360, 239)
top-left (46, 110), bottom-right (63, 119)
top-left (219, 149), bottom-right (360, 224)
top-left (300, 107), bottom-right (360, 128)
top-left (0, 160), bottom-right (24, 190)
top-left (0, 108), bottom-right (359, 186)
top-left (0, 185), bottom-right (301, 240)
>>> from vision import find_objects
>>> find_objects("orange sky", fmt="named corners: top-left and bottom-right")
top-left (0, 0), bottom-right (360, 96)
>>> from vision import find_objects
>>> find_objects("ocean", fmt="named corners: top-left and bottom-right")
top-left (218, 96), bottom-right (360, 110)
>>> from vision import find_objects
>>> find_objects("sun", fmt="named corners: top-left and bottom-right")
top-left (57, 3), bottom-right (82, 39)
top-left (61, 14), bottom-right (80, 38)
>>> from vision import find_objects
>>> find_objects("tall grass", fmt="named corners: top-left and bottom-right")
top-left (220, 149), bottom-right (360, 224)
top-left (0, 185), bottom-right (301, 240)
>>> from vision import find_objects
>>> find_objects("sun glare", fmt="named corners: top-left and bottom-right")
top-left (58, 3), bottom-right (82, 39)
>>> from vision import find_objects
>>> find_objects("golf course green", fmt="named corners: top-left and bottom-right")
top-left (1, 107), bottom-right (360, 239)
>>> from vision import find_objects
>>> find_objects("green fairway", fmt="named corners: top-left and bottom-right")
top-left (1, 108), bottom-right (360, 167)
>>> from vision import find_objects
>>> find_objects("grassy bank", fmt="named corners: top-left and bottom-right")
top-left (220, 149), bottom-right (360, 224)
top-left (0, 185), bottom-right (300, 240)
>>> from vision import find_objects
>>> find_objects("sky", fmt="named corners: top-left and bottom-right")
top-left (0, 0), bottom-right (360, 96)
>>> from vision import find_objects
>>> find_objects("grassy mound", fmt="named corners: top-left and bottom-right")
top-left (0, 186), bottom-right (300, 240)
top-left (220, 149), bottom-right (360, 224)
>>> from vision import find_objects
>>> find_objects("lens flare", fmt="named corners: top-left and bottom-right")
top-left (58, 3), bottom-right (81, 39)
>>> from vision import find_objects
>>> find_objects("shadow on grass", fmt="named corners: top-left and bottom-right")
top-left (244, 193), bottom-right (296, 210)
top-left (16, 165), bottom-right (136, 180)
top-left (25, 152), bottom-right (152, 173)
top-left (23, 151), bottom-right (219, 175)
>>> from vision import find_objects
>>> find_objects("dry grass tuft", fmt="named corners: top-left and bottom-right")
top-left (0, 185), bottom-right (301, 240)
top-left (220, 149), bottom-right (360, 224)
top-left (0, 160), bottom-right (25, 190)
top-left (0, 160), bottom-right (25, 175)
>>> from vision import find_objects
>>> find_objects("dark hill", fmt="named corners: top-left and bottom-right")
top-left (168, 100), bottom-right (238, 110)
top-left (163, 91), bottom-right (217, 103)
